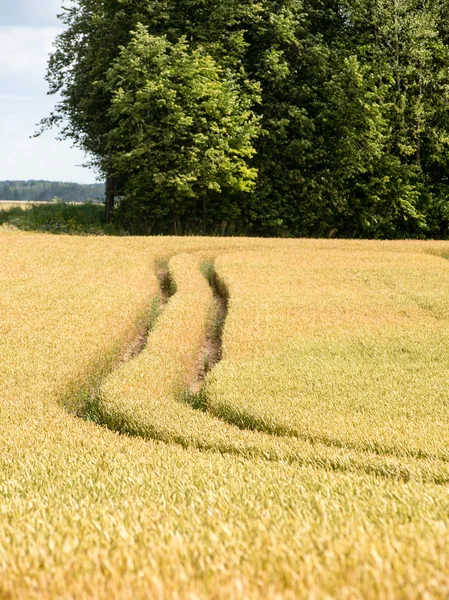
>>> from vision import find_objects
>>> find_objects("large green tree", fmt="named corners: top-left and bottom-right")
top-left (105, 26), bottom-right (260, 233)
top-left (336, 0), bottom-right (449, 237)
top-left (43, 0), bottom-right (449, 238)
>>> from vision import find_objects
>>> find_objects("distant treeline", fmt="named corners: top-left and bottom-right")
top-left (0, 181), bottom-right (105, 203)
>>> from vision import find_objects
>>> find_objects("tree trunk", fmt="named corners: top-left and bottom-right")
top-left (416, 73), bottom-right (422, 167)
top-left (105, 174), bottom-right (114, 224)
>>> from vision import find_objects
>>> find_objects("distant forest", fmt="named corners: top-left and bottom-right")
top-left (0, 181), bottom-right (105, 203)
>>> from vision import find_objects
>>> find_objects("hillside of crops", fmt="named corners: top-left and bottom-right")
top-left (1, 231), bottom-right (449, 598)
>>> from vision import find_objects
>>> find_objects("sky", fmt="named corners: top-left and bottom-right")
top-left (0, 0), bottom-right (98, 184)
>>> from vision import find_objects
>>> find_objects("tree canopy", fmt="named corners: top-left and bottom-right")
top-left (44, 0), bottom-right (449, 237)
top-left (106, 26), bottom-right (260, 233)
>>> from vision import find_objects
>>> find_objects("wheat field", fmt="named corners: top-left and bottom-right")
top-left (1, 231), bottom-right (449, 599)
top-left (0, 201), bottom-right (34, 209)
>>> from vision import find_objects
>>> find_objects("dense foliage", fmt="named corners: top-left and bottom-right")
top-left (106, 26), bottom-right (260, 233)
top-left (0, 180), bottom-right (104, 202)
top-left (44, 0), bottom-right (449, 238)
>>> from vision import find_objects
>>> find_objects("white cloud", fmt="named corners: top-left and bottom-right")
top-left (0, 24), bottom-right (97, 183)
top-left (0, 94), bottom-right (97, 183)
top-left (0, 26), bottom-right (61, 78)
top-left (0, 0), bottom-right (64, 26)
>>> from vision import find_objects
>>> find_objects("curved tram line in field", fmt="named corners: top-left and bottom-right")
top-left (75, 253), bottom-right (449, 486)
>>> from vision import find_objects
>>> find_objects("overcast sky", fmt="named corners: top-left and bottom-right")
top-left (0, 0), bottom-right (97, 184)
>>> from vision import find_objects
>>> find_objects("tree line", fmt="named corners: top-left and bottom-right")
top-left (43, 0), bottom-right (449, 238)
top-left (0, 181), bottom-right (104, 203)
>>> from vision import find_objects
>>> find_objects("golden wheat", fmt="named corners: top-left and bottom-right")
top-left (206, 245), bottom-right (449, 463)
top-left (2, 232), bottom-right (449, 598)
